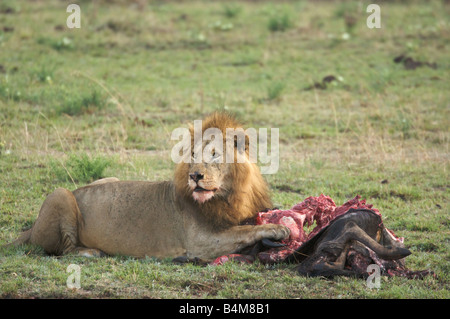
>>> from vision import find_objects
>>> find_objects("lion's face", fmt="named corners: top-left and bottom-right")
top-left (187, 141), bottom-right (232, 204)
top-left (173, 112), bottom-right (272, 227)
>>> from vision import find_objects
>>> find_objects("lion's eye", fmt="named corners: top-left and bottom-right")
top-left (210, 150), bottom-right (221, 163)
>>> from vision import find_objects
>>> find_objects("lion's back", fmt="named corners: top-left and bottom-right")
top-left (73, 180), bottom-right (187, 257)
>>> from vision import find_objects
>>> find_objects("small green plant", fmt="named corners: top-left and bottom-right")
top-left (52, 153), bottom-right (112, 183)
top-left (0, 79), bottom-right (22, 101)
top-left (222, 4), bottom-right (241, 19)
top-left (35, 65), bottom-right (55, 84)
top-left (334, 2), bottom-right (359, 19)
top-left (392, 112), bottom-right (414, 139)
top-left (211, 20), bottom-right (234, 31)
top-left (266, 81), bottom-right (285, 101)
top-left (58, 89), bottom-right (105, 116)
top-left (268, 13), bottom-right (292, 32)
top-left (186, 30), bottom-right (209, 49)
top-left (0, 80), bottom-right (9, 100)
top-left (37, 37), bottom-right (74, 51)
top-left (334, 2), bottom-right (359, 34)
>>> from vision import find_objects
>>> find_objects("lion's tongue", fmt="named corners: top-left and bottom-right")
top-left (193, 190), bottom-right (215, 204)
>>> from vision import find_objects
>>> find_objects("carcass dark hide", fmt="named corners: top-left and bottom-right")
top-left (290, 209), bottom-right (411, 278)
top-left (210, 195), bottom-right (434, 279)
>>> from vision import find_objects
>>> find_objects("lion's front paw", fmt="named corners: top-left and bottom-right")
top-left (261, 224), bottom-right (291, 241)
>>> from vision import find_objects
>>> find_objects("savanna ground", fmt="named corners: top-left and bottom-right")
top-left (0, 0), bottom-right (448, 299)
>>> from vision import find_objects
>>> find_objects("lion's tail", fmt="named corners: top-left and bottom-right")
top-left (2, 228), bottom-right (32, 249)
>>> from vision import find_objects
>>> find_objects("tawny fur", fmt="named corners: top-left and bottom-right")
top-left (174, 112), bottom-right (272, 228)
top-left (6, 112), bottom-right (289, 261)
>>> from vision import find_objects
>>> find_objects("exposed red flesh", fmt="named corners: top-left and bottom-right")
top-left (210, 194), bottom-right (433, 279)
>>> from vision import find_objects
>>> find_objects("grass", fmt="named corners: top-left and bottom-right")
top-left (51, 153), bottom-right (112, 184)
top-left (222, 4), bottom-right (242, 19)
top-left (266, 81), bottom-right (286, 101)
top-left (0, 0), bottom-right (449, 299)
top-left (57, 89), bottom-right (107, 116)
top-left (268, 13), bottom-right (293, 32)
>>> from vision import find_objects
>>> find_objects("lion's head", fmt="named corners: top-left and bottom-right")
top-left (174, 112), bottom-right (272, 228)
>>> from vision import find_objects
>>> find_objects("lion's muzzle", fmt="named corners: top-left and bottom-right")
top-left (188, 171), bottom-right (220, 203)
top-left (192, 188), bottom-right (215, 204)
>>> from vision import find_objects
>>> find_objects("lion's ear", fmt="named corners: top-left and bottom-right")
top-left (188, 124), bottom-right (195, 146)
top-left (245, 134), bottom-right (250, 152)
top-left (233, 135), bottom-right (247, 154)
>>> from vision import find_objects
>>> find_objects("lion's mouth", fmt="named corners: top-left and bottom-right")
top-left (192, 185), bottom-right (217, 203)
top-left (193, 186), bottom-right (216, 193)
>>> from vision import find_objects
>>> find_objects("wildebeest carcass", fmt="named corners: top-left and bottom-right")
top-left (288, 209), bottom-right (411, 278)
top-left (210, 195), bottom-right (433, 279)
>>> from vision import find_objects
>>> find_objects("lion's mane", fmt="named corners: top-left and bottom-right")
top-left (173, 112), bottom-right (272, 228)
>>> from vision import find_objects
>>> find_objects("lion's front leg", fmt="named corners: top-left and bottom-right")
top-left (187, 224), bottom-right (290, 261)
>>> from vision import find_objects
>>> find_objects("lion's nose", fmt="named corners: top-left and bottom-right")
top-left (189, 172), bottom-right (204, 182)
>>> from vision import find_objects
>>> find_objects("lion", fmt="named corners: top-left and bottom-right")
top-left (7, 112), bottom-right (290, 261)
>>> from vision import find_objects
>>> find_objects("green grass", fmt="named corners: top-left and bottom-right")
top-left (266, 81), bottom-right (286, 101)
top-left (51, 153), bottom-right (112, 184)
top-left (222, 4), bottom-right (242, 19)
top-left (0, 0), bottom-right (449, 299)
top-left (268, 13), bottom-right (293, 32)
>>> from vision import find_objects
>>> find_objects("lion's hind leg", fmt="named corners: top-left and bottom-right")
top-left (28, 188), bottom-right (82, 255)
